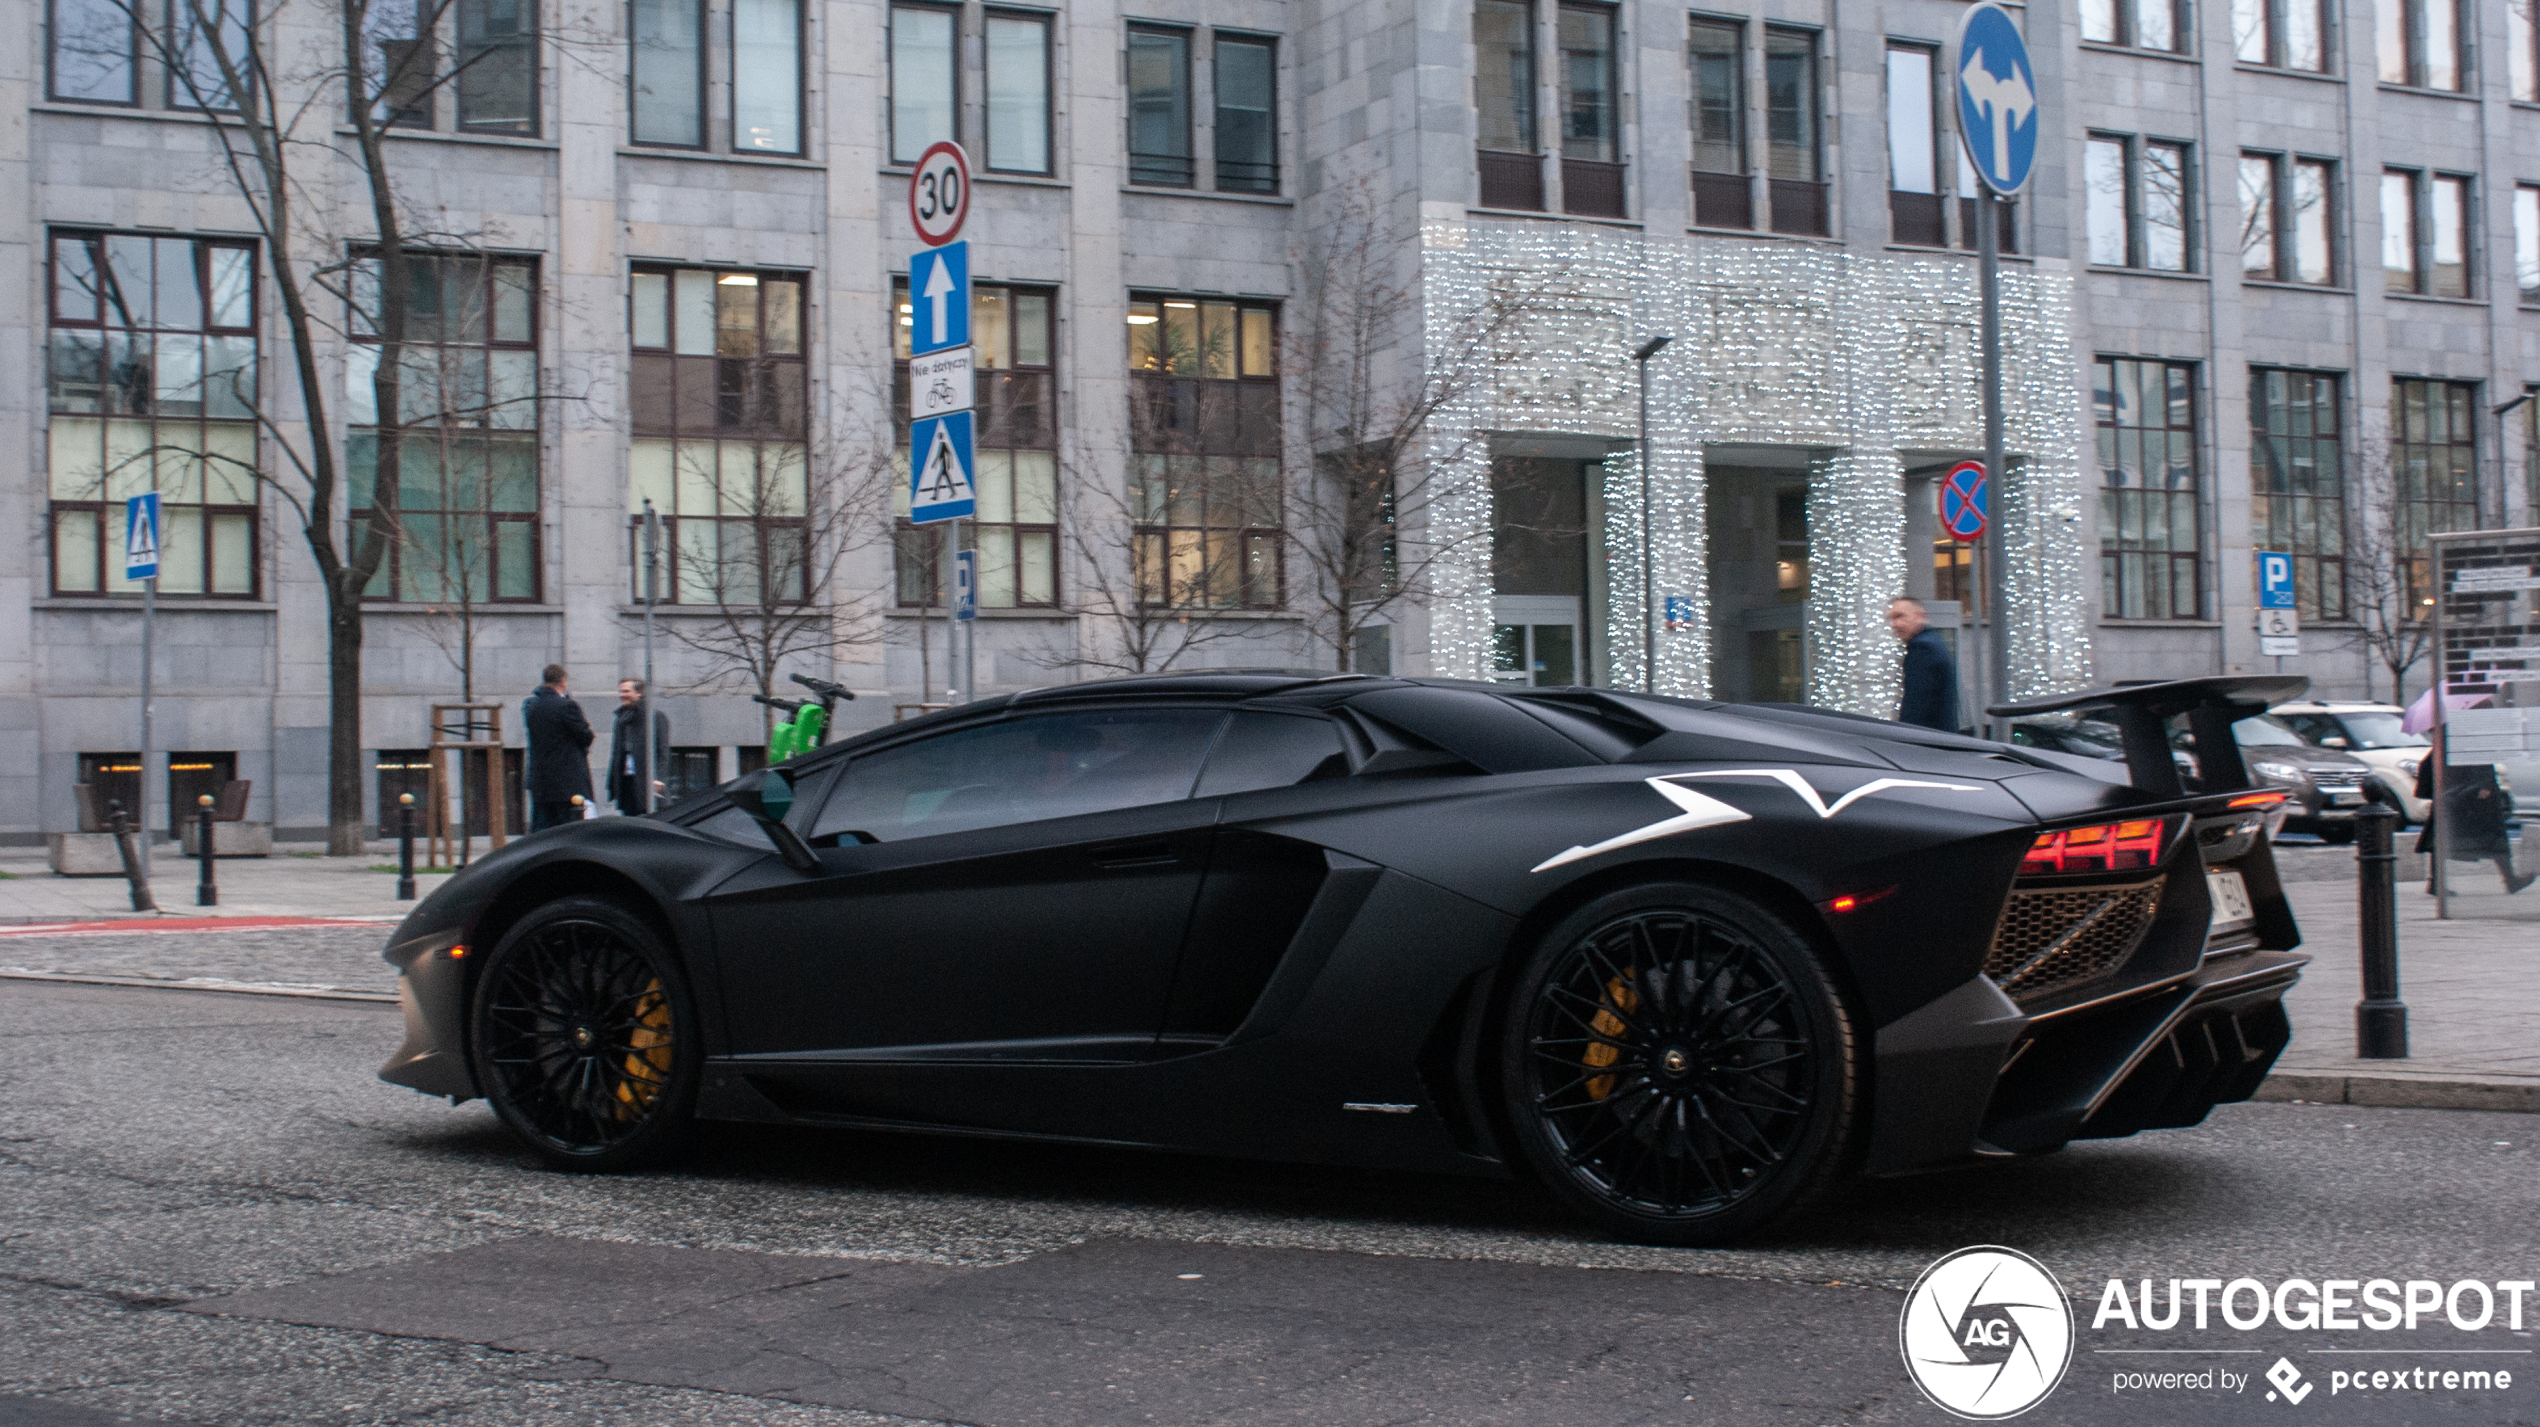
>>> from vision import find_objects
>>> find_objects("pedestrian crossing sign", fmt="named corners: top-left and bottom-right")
top-left (908, 411), bottom-right (975, 524)
top-left (123, 492), bottom-right (161, 580)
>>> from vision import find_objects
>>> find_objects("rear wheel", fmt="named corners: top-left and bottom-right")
top-left (468, 896), bottom-right (699, 1171)
top-left (1499, 883), bottom-right (1858, 1246)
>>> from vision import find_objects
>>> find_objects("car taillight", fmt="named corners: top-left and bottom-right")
top-left (2023, 818), bottom-right (2166, 875)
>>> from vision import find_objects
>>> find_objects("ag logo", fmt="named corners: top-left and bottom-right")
top-left (1900, 1246), bottom-right (2074, 1419)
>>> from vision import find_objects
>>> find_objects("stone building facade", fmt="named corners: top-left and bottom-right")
top-left (4, 0), bottom-right (2534, 838)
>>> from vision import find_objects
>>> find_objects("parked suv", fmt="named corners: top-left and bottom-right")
top-left (2177, 714), bottom-right (2382, 843)
top-left (2272, 702), bottom-right (2430, 822)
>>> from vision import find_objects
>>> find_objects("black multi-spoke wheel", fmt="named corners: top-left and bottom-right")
top-left (1501, 884), bottom-right (1857, 1245)
top-left (468, 896), bottom-right (699, 1171)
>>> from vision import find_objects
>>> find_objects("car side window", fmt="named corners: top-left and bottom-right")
top-left (1195, 711), bottom-right (1349, 797)
top-left (811, 708), bottom-right (1227, 842)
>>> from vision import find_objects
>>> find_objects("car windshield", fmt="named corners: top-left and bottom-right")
top-left (2232, 715), bottom-right (2309, 748)
top-left (2331, 712), bottom-right (2425, 749)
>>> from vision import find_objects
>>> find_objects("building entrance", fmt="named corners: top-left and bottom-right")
top-left (1490, 454), bottom-right (1605, 686)
top-left (1704, 456), bottom-right (1815, 703)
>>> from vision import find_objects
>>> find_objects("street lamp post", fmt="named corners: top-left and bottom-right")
top-left (1634, 335), bottom-right (1673, 694)
top-left (2495, 393), bottom-right (2532, 531)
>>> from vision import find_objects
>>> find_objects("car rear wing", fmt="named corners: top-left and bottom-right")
top-left (1989, 676), bottom-right (2309, 798)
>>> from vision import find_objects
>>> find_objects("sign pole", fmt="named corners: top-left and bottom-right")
top-left (139, 570), bottom-right (155, 879)
top-left (906, 141), bottom-right (977, 712)
top-left (641, 500), bottom-right (660, 814)
top-left (125, 493), bottom-right (164, 878)
top-left (1978, 188), bottom-right (2009, 741)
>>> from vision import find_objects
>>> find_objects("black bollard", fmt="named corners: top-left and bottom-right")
top-left (2354, 803), bottom-right (2408, 1058)
top-left (195, 794), bottom-right (218, 907)
top-left (396, 792), bottom-right (418, 901)
top-left (106, 798), bottom-right (157, 914)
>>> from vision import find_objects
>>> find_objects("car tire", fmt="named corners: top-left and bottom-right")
top-left (468, 895), bottom-right (701, 1173)
top-left (1498, 882), bottom-right (1860, 1247)
top-left (2318, 825), bottom-right (2356, 846)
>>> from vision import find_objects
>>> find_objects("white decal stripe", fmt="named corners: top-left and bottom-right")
top-left (1529, 769), bottom-right (1987, 874)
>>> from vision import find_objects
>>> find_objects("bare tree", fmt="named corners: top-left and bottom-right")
top-left (59, 0), bottom-right (513, 851)
top-left (1283, 180), bottom-right (1572, 671)
top-left (662, 376), bottom-right (899, 736)
top-left (2342, 431), bottom-right (2440, 704)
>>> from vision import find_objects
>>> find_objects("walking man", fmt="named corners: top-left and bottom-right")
top-left (1887, 597), bottom-right (1960, 732)
top-left (608, 678), bottom-right (671, 815)
top-left (523, 664), bottom-right (593, 831)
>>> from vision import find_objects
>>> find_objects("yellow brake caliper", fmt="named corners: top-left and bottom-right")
top-left (1583, 973), bottom-right (1639, 1101)
top-left (615, 978), bottom-right (673, 1116)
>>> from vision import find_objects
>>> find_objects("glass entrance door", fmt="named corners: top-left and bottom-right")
top-left (1493, 595), bottom-right (1582, 685)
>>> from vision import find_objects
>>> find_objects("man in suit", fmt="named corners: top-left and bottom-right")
top-left (523, 663), bottom-right (593, 831)
top-left (607, 677), bottom-right (671, 815)
top-left (1887, 597), bottom-right (1960, 732)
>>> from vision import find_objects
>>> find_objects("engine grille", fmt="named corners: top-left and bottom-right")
top-left (2310, 768), bottom-right (2371, 789)
top-left (1984, 877), bottom-right (2167, 1002)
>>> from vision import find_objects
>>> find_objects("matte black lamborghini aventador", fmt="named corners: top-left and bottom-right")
top-left (379, 672), bottom-right (2310, 1245)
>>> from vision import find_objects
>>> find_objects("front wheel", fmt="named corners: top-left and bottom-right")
top-left (1499, 884), bottom-right (1859, 1246)
top-left (468, 896), bottom-right (700, 1171)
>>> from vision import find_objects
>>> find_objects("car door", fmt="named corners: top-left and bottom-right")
top-left (705, 704), bottom-right (1229, 1063)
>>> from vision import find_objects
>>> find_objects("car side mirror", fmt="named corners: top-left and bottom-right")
top-left (729, 769), bottom-right (820, 874)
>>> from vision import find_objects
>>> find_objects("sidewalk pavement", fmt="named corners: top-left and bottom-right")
top-left (0, 839), bottom-right (2529, 1112)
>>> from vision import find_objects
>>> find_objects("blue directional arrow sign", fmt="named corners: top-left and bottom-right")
top-left (1956, 4), bottom-right (2039, 197)
top-left (908, 241), bottom-right (970, 357)
top-left (908, 410), bottom-right (976, 524)
top-left (2257, 551), bottom-right (2296, 610)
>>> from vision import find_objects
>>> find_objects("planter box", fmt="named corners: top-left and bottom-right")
top-left (47, 832), bottom-right (138, 876)
top-left (180, 820), bottom-right (272, 857)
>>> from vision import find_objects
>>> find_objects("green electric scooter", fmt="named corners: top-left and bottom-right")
top-left (752, 673), bottom-right (856, 763)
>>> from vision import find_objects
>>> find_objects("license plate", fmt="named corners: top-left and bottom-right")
top-left (2330, 789), bottom-right (2365, 805)
top-left (2207, 869), bottom-right (2254, 929)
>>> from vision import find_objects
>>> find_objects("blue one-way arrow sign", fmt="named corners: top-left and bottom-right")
top-left (909, 241), bottom-right (969, 357)
top-left (1956, 4), bottom-right (2038, 196)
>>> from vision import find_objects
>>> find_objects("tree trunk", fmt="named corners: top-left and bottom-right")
top-left (327, 582), bottom-right (367, 854)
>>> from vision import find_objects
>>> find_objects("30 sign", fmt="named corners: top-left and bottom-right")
top-left (908, 141), bottom-right (971, 246)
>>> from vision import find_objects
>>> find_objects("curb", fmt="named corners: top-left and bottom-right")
top-left (2256, 1071), bottom-right (2540, 1115)
top-left (0, 969), bottom-right (397, 1004)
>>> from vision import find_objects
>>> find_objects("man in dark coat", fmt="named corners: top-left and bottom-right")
top-left (2414, 728), bottom-right (2533, 893)
top-left (522, 663), bottom-right (594, 831)
top-left (1887, 597), bottom-right (1960, 732)
top-left (607, 677), bottom-right (671, 815)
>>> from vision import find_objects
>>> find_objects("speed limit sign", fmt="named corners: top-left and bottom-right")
top-left (908, 141), bottom-right (970, 246)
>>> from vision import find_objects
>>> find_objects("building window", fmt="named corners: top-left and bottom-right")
top-left (1475, 0), bottom-right (1542, 210)
top-left (1764, 27), bottom-right (1825, 236)
top-left (1687, 17), bottom-right (1747, 229)
top-left (888, 4), bottom-right (954, 162)
top-left (2251, 370), bottom-right (2346, 621)
top-left (47, 232), bottom-right (260, 598)
top-left (2383, 169), bottom-right (2473, 297)
top-left (2096, 357), bottom-right (2203, 621)
top-left (1214, 34), bottom-right (1277, 193)
top-left (2377, 0), bottom-right (2464, 88)
top-left (892, 282), bottom-right (1058, 608)
top-left (2234, 0), bottom-right (2330, 70)
top-left (2512, 0), bottom-right (2537, 101)
top-left (1127, 25), bottom-right (1193, 187)
top-left (631, 268), bottom-right (807, 605)
top-left (1127, 297), bottom-right (1281, 610)
top-left (1887, 45), bottom-right (1943, 246)
top-left (2087, 134), bottom-right (2194, 271)
top-left (2240, 153), bottom-right (2336, 284)
top-left (1557, 4), bottom-right (1622, 218)
top-left (350, 254), bottom-right (541, 604)
top-left (632, 0), bottom-right (704, 145)
top-left (362, 0), bottom-right (538, 135)
top-left (2083, 0), bottom-right (2186, 52)
top-left (985, 11), bottom-right (1051, 174)
top-left (2390, 379), bottom-right (2480, 604)
top-left (50, 0), bottom-right (137, 103)
top-left (169, 0), bottom-right (254, 110)
top-left (2517, 185), bottom-right (2540, 302)
top-left (733, 0), bottom-right (802, 153)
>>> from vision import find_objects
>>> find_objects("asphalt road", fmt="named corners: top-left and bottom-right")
top-left (2, 978), bottom-right (2533, 1427)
